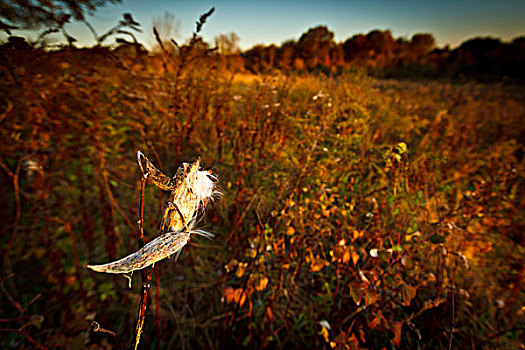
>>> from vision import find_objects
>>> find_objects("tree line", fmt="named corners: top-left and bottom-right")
top-left (241, 26), bottom-right (525, 82)
top-left (1, 0), bottom-right (524, 82)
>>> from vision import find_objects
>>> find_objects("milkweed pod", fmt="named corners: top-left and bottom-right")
top-left (136, 151), bottom-right (178, 191)
top-left (87, 231), bottom-right (190, 274)
top-left (87, 229), bottom-right (214, 275)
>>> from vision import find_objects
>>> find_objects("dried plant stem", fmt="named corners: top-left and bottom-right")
top-left (0, 155), bottom-right (32, 260)
top-left (133, 267), bottom-right (153, 350)
top-left (95, 169), bottom-right (118, 259)
top-left (0, 274), bottom-right (45, 348)
top-left (138, 175), bottom-right (146, 247)
top-left (62, 219), bottom-right (86, 301)
top-left (87, 153), bottom-right (216, 348)
top-left (91, 321), bottom-right (120, 349)
top-left (132, 176), bottom-right (152, 350)
top-left (103, 171), bottom-right (136, 232)
top-left (448, 265), bottom-right (456, 350)
top-left (155, 264), bottom-right (161, 343)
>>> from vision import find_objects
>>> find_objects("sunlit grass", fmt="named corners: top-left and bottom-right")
top-left (0, 47), bottom-right (523, 349)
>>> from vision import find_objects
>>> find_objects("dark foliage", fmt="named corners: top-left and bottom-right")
top-left (0, 0), bottom-right (121, 30)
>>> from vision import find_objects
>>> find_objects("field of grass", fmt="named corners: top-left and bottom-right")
top-left (1, 48), bottom-right (524, 349)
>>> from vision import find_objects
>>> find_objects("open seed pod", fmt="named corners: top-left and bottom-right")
top-left (87, 152), bottom-right (218, 275)
top-left (160, 158), bottom-right (217, 233)
top-left (87, 231), bottom-right (191, 274)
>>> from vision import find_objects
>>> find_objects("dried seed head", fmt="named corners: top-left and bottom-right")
top-left (161, 158), bottom-right (218, 233)
top-left (88, 154), bottom-right (218, 276)
top-left (194, 170), bottom-right (216, 202)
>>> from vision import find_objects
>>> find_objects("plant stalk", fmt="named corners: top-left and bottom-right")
top-left (132, 176), bottom-right (153, 350)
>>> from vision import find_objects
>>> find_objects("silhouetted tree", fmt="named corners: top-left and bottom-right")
top-left (297, 25), bottom-right (334, 69)
top-left (366, 29), bottom-right (395, 58)
top-left (215, 32), bottom-right (240, 55)
top-left (330, 43), bottom-right (345, 70)
top-left (214, 32), bottom-right (243, 71)
top-left (0, 0), bottom-right (121, 31)
top-left (243, 44), bottom-right (276, 72)
top-left (507, 36), bottom-right (525, 79)
top-left (239, 26), bottom-right (524, 81)
top-left (152, 12), bottom-right (180, 52)
top-left (450, 37), bottom-right (503, 79)
top-left (276, 40), bottom-right (296, 70)
top-left (409, 33), bottom-right (436, 57)
top-left (343, 34), bottom-right (368, 61)
top-left (459, 37), bottom-right (501, 58)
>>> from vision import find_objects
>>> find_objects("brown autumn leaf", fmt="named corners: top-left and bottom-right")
top-left (266, 306), bottom-right (273, 322)
top-left (236, 262), bottom-right (247, 278)
top-left (351, 249), bottom-right (359, 266)
top-left (255, 276), bottom-right (269, 291)
top-left (368, 310), bottom-right (384, 329)
top-left (223, 287), bottom-right (235, 303)
top-left (391, 322), bottom-right (403, 347)
top-left (365, 289), bottom-right (378, 306)
top-left (401, 284), bottom-right (417, 306)
top-left (311, 258), bottom-right (329, 272)
top-left (343, 250), bottom-right (351, 264)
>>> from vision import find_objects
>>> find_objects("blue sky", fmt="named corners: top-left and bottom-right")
top-left (8, 0), bottom-right (525, 49)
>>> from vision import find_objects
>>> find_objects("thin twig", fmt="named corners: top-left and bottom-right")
top-left (103, 171), bottom-right (136, 232)
top-left (82, 20), bottom-right (99, 42)
top-left (1, 274), bottom-right (23, 313)
top-left (0, 275), bottom-right (46, 348)
top-left (475, 326), bottom-right (525, 348)
top-left (0, 154), bottom-right (14, 178)
top-left (0, 328), bottom-right (48, 349)
top-left (137, 174), bottom-right (146, 244)
top-left (52, 217), bottom-right (86, 300)
top-left (155, 264), bottom-right (161, 345)
top-left (133, 268), bottom-right (154, 350)
top-left (1, 155), bottom-right (32, 257)
top-left (448, 268), bottom-right (456, 350)
top-left (227, 186), bottom-right (263, 241)
top-left (0, 274), bottom-right (41, 322)
top-left (92, 321), bottom-right (120, 349)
